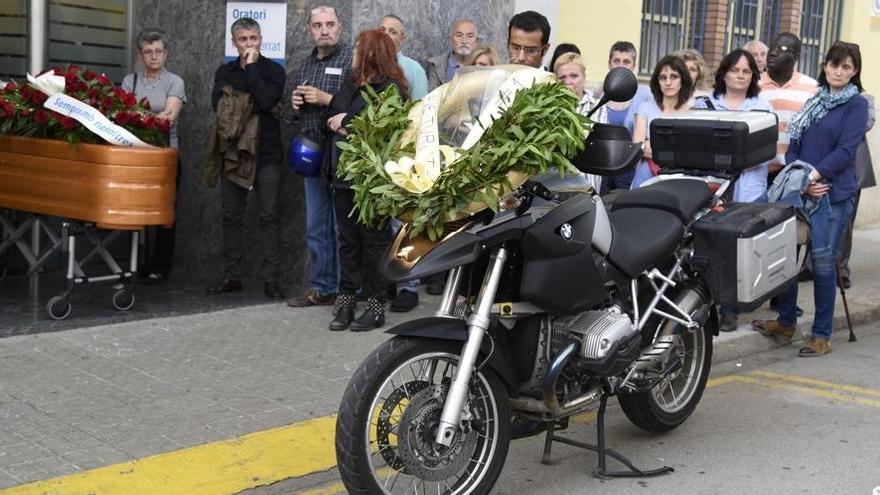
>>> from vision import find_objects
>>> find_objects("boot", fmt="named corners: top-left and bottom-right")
top-left (330, 294), bottom-right (356, 331)
top-left (350, 297), bottom-right (385, 332)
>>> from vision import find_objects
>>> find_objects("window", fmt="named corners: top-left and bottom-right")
top-left (800, 0), bottom-right (844, 78)
top-left (0, 0), bottom-right (27, 79)
top-left (639, 0), bottom-right (708, 77)
top-left (728, 0), bottom-right (781, 51)
top-left (48, 0), bottom-right (131, 82)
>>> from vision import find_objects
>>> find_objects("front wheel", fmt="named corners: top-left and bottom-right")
top-left (618, 287), bottom-right (714, 432)
top-left (336, 337), bottom-right (510, 495)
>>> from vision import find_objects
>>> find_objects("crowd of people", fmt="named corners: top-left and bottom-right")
top-left (127, 7), bottom-right (873, 355)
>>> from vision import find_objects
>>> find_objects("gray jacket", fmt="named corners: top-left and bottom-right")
top-left (855, 93), bottom-right (875, 189)
top-left (426, 52), bottom-right (452, 90)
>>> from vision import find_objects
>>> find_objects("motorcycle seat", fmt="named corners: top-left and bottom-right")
top-left (607, 208), bottom-right (684, 278)
top-left (610, 179), bottom-right (714, 223)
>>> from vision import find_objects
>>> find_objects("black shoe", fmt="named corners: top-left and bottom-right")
top-left (389, 290), bottom-right (418, 312)
top-left (720, 313), bottom-right (738, 332)
top-left (425, 280), bottom-right (445, 295)
top-left (207, 278), bottom-right (242, 295)
top-left (264, 281), bottom-right (285, 300)
top-left (350, 297), bottom-right (385, 332)
top-left (143, 272), bottom-right (168, 286)
top-left (330, 307), bottom-right (355, 331)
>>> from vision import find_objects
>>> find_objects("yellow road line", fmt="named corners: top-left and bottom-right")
top-left (748, 370), bottom-right (880, 398)
top-left (4, 371), bottom-right (876, 495)
top-left (731, 375), bottom-right (880, 409)
top-left (0, 415), bottom-right (338, 495)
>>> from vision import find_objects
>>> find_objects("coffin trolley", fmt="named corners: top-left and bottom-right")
top-left (0, 136), bottom-right (177, 319)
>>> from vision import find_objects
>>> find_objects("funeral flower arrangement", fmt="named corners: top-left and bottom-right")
top-left (0, 65), bottom-right (170, 146)
top-left (337, 65), bottom-right (591, 240)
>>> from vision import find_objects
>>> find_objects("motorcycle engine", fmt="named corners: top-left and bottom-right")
top-left (551, 307), bottom-right (641, 376)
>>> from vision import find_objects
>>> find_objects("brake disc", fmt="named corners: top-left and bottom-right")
top-left (375, 380), bottom-right (430, 470)
top-left (397, 385), bottom-right (479, 482)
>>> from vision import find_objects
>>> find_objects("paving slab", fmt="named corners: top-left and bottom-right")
top-left (0, 226), bottom-right (878, 490)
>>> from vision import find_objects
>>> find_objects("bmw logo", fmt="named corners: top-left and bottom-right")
top-left (560, 223), bottom-right (573, 240)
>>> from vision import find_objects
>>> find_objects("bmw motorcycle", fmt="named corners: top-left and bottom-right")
top-left (335, 68), bottom-right (792, 494)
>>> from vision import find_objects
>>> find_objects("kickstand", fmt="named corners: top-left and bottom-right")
top-left (540, 394), bottom-right (674, 479)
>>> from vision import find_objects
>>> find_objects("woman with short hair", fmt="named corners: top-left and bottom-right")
top-left (464, 46), bottom-right (500, 67)
top-left (122, 30), bottom-right (186, 284)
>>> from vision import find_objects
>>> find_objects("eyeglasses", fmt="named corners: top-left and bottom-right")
top-left (140, 49), bottom-right (166, 57)
top-left (508, 43), bottom-right (544, 57)
top-left (727, 68), bottom-right (753, 76)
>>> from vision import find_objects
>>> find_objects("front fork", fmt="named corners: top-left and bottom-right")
top-left (434, 246), bottom-right (508, 446)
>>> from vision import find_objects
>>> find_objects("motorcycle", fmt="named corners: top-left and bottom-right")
top-left (335, 68), bottom-right (794, 494)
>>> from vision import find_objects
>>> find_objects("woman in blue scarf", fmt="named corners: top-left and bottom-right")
top-left (753, 42), bottom-right (868, 357)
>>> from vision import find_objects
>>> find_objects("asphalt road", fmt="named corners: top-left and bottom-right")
top-left (250, 321), bottom-right (880, 495)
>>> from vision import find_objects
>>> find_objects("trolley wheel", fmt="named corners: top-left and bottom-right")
top-left (112, 289), bottom-right (135, 311)
top-left (47, 296), bottom-right (72, 320)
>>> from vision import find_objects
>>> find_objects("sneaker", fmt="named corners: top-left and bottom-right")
top-left (389, 290), bottom-right (418, 312)
top-left (751, 319), bottom-right (796, 342)
top-left (287, 288), bottom-right (336, 307)
top-left (719, 314), bottom-right (738, 332)
top-left (798, 337), bottom-right (831, 357)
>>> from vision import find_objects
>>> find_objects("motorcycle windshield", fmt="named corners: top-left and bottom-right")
top-left (436, 65), bottom-right (538, 149)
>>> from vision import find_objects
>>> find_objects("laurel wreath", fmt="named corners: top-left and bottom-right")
top-left (336, 82), bottom-right (589, 240)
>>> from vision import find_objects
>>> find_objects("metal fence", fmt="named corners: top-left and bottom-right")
top-left (639, 0), bottom-right (708, 77)
top-left (800, 0), bottom-right (844, 78)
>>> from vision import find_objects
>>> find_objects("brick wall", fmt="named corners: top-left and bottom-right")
top-left (702, 0), bottom-right (730, 70)
top-left (778, 0), bottom-right (803, 35)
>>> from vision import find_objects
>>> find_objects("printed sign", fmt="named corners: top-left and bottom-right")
top-left (225, 1), bottom-right (287, 65)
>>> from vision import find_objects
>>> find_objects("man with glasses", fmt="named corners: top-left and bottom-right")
top-left (759, 33), bottom-right (818, 174)
top-left (426, 19), bottom-right (477, 90)
top-left (507, 11), bottom-right (550, 68)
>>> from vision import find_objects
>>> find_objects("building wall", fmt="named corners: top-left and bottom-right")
top-left (133, 0), bottom-right (516, 283)
top-left (840, 0), bottom-right (880, 226)
top-left (555, 0), bottom-right (641, 86)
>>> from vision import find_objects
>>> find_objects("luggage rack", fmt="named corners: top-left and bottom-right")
top-left (0, 209), bottom-right (138, 320)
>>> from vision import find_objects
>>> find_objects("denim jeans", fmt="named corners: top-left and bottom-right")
top-left (305, 176), bottom-right (339, 296)
top-left (776, 195), bottom-right (855, 339)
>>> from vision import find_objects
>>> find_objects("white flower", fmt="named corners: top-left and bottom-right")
top-left (27, 70), bottom-right (65, 96)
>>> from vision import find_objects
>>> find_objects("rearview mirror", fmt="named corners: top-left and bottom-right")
top-left (587, 67), bottom-right (638, 119)
top-left (602, 67), bottom-right (638, 102)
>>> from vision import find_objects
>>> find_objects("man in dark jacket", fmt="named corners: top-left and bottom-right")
top-left (207, 17), bottom-right (286, 300)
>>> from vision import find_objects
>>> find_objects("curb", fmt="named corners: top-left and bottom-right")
top-left (713, 302), bottom-right (880, 364)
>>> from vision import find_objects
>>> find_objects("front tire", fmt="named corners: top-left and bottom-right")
top-left (336, 336), bottom-right (510, 495)
top-left (618, 288), bottom-right (714, 432)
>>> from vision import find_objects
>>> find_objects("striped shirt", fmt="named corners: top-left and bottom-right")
top-left (758, 71), bottom-right (818, 164)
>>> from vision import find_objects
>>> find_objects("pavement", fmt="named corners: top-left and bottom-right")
top-left (1, 225), bottom-right (879, 494)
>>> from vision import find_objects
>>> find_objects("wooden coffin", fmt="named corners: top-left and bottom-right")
top-left (0, 136), bottom-right (177, 230)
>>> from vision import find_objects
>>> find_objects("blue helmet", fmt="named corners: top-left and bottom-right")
top-left (288, 135), bottom-right (324, 177)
